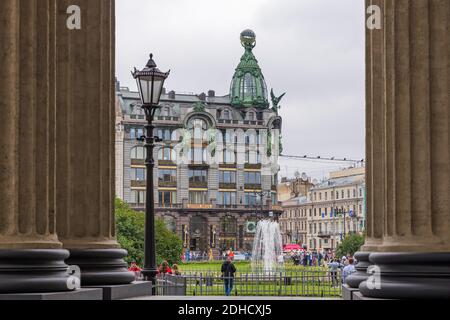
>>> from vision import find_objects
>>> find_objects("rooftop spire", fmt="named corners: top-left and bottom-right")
top-left (230, 30), bottom-right (269, 108)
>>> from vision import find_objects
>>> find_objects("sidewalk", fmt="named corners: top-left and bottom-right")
top-left (127, 296), bottom-right (342, 301)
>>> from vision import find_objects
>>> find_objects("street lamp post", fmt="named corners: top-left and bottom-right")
top-left (334, 207), bottom-right (348, 240)
top-left (132, 54), bottom-right (170, 285)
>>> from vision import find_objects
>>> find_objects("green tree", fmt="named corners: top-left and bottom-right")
top-left (115, 199), bottom-right (183, 267)
top-left (336, 233), bottom-right (365, 258)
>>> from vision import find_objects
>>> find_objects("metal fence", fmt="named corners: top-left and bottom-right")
top-left (154, 269), bottom-right (342, 297)
top-left (155, 274), bottom-right (187, 296)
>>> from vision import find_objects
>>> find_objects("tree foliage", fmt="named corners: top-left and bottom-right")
top-left (336, 233), bottom-right (365, 258)
top-left (115, 199), bottom-right (183, 267)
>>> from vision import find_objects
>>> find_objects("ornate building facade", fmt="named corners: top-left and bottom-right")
top-left (116, 30), bottom-right (283, 254)
top-left (280, 167), bottom-right (366, 251)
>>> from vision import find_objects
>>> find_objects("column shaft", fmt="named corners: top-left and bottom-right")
top-left (360, 0), bottom-right (450, 299)
top-left (377, 0), bottom-right (450, 252)
top-left (55, 0), bottom-right (133, 286)
top-left (0, 0), bottom-right (71, 294)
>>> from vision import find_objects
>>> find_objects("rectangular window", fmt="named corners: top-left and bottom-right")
top-left (189, 191), bottom-right (208, 204)
top-left (131, 168), bottom-right (146, 181)
top-left (218, 192), bottom-right (236, 205)
top-left (244, 172), bottom-right (261, 184)
top-left (189, 169), bottom-right (208, 183)
top-left (219, 171), bottom-right (236, 184)
top-left (130, 128), bottom-right (136, 140)
top-left (244, 192), bottom-right (257, 206)
top-left (158, 169), bottom-right (177, 183)
top-left (158, 191), bottom-right (177, 207)
top-left (131, 190), bottom-right (146, 204)
top-left (271, 193), bottom-right (277, 205)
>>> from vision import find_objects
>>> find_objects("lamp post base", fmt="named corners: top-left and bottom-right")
top-left (0, 249), bottom-right (73, 294)
top-left (359, 252), bottom-right (450, 299)
top-left (66, 249), bottom-right (135, 286)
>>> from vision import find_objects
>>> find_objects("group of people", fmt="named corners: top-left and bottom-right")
top-left (327, 255), bottom-right (357, 287)
top-left (290, 250), bottom-right (328, 267)
top-left (127, 260), bottom-right (182, 280)
top-left (288, 250), bottom-right (357, 287)
top-left (182, 249), bottom-right (214, 262)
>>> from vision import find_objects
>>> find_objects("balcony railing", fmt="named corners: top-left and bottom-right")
top-left (217, 119), bottom-right (265, 126)
top-left (156, 116), bottom-right (180, 122)
top-left (127, 202), bottom-right (283, 212)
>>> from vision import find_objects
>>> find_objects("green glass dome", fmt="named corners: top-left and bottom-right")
top-left (230, 30), bottom-right (269, 108)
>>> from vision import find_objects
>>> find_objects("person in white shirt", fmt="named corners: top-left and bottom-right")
top-left (342, 258), bottom-right (357, 284)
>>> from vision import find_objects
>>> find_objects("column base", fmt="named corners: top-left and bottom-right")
top-left (65, 249), bottom-right (135, 286)
top-left (0, 249), bottom-right (73, 294)
top-left (87, 281), bottom-right (153, 300)
top-left (359, 252), bottom-right (450, 299)
top-left (346, 252), bottom-right (371, 289)
top-left (342, 284), bottom-right (359, 300)
top-left (0, 288), bottom-right (103, 300)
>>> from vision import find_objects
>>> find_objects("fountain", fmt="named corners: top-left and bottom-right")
top-left (251, 219), bottom-right (285, 274)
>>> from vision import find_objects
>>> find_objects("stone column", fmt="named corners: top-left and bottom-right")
top-left (55, 0), bottom-right (133, 286)
top-left (359, 0), bottom-right (450, 299)
top-left (346, 0), bottom-right (386, 290)
top-left (0, 0), bottom-right (72, 293)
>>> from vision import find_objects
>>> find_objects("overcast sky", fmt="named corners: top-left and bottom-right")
top-left (116, 0), bottom-right (366, 181)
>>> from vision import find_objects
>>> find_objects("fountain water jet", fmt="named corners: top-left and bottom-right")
top-left (251, 220), bottom-right (284, 274)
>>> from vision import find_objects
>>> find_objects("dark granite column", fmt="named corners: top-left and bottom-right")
top-left (0, 0), bottom-right (73, 294)
top-left (55, 0), bottom-right (134, 286)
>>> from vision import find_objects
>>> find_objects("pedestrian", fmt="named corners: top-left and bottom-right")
top-left (328, 258), bottom-right (342, 287)
top-left (229, 249), bottom-right (235, 260)
top-left (185, 249), bottom-right (191, 262)
top-left (172, 264), bottom-right (181, 276)
top-left (128, 261), bottom-right (142, 281)
top-left (342, 258), bottom-right (357, 284)
top-left (208, 248), bottom-right (214, 261)
top-left (158, 261), bottom-right (173, 275)
top-left (221, 256), bottom-right (237, 296)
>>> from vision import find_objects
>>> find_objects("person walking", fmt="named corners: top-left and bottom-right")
top-left (328, 258), bottom-right (342, 288)
top-left (221, 257), bottom-right (237, 296)
top-left (342, 258), bottom-right (357, 284)
top-left (317, 251), bottom-right (323, 267)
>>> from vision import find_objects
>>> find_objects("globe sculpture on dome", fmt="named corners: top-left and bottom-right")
top-left (230, 29), bottom-right (269, 108)
top-left (240, 29), bottom-right (257, 49)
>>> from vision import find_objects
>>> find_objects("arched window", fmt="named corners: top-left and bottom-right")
top-left (161, 106), bottom-right (171, 117)
top-left (223, 110), bottom-right (231, 120)
top-left (188, 118), bottom-right (208, 141)
top-left (220, 216), bottom-right (237, 234)
top-left (248, 111), bottom-right (255, 121)
top-left (131, 146), bottom-right (146, 160)
top-left (163, 215), bottom-right (176, 233)
top-left (241, 73), bottom-right (257, 99)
